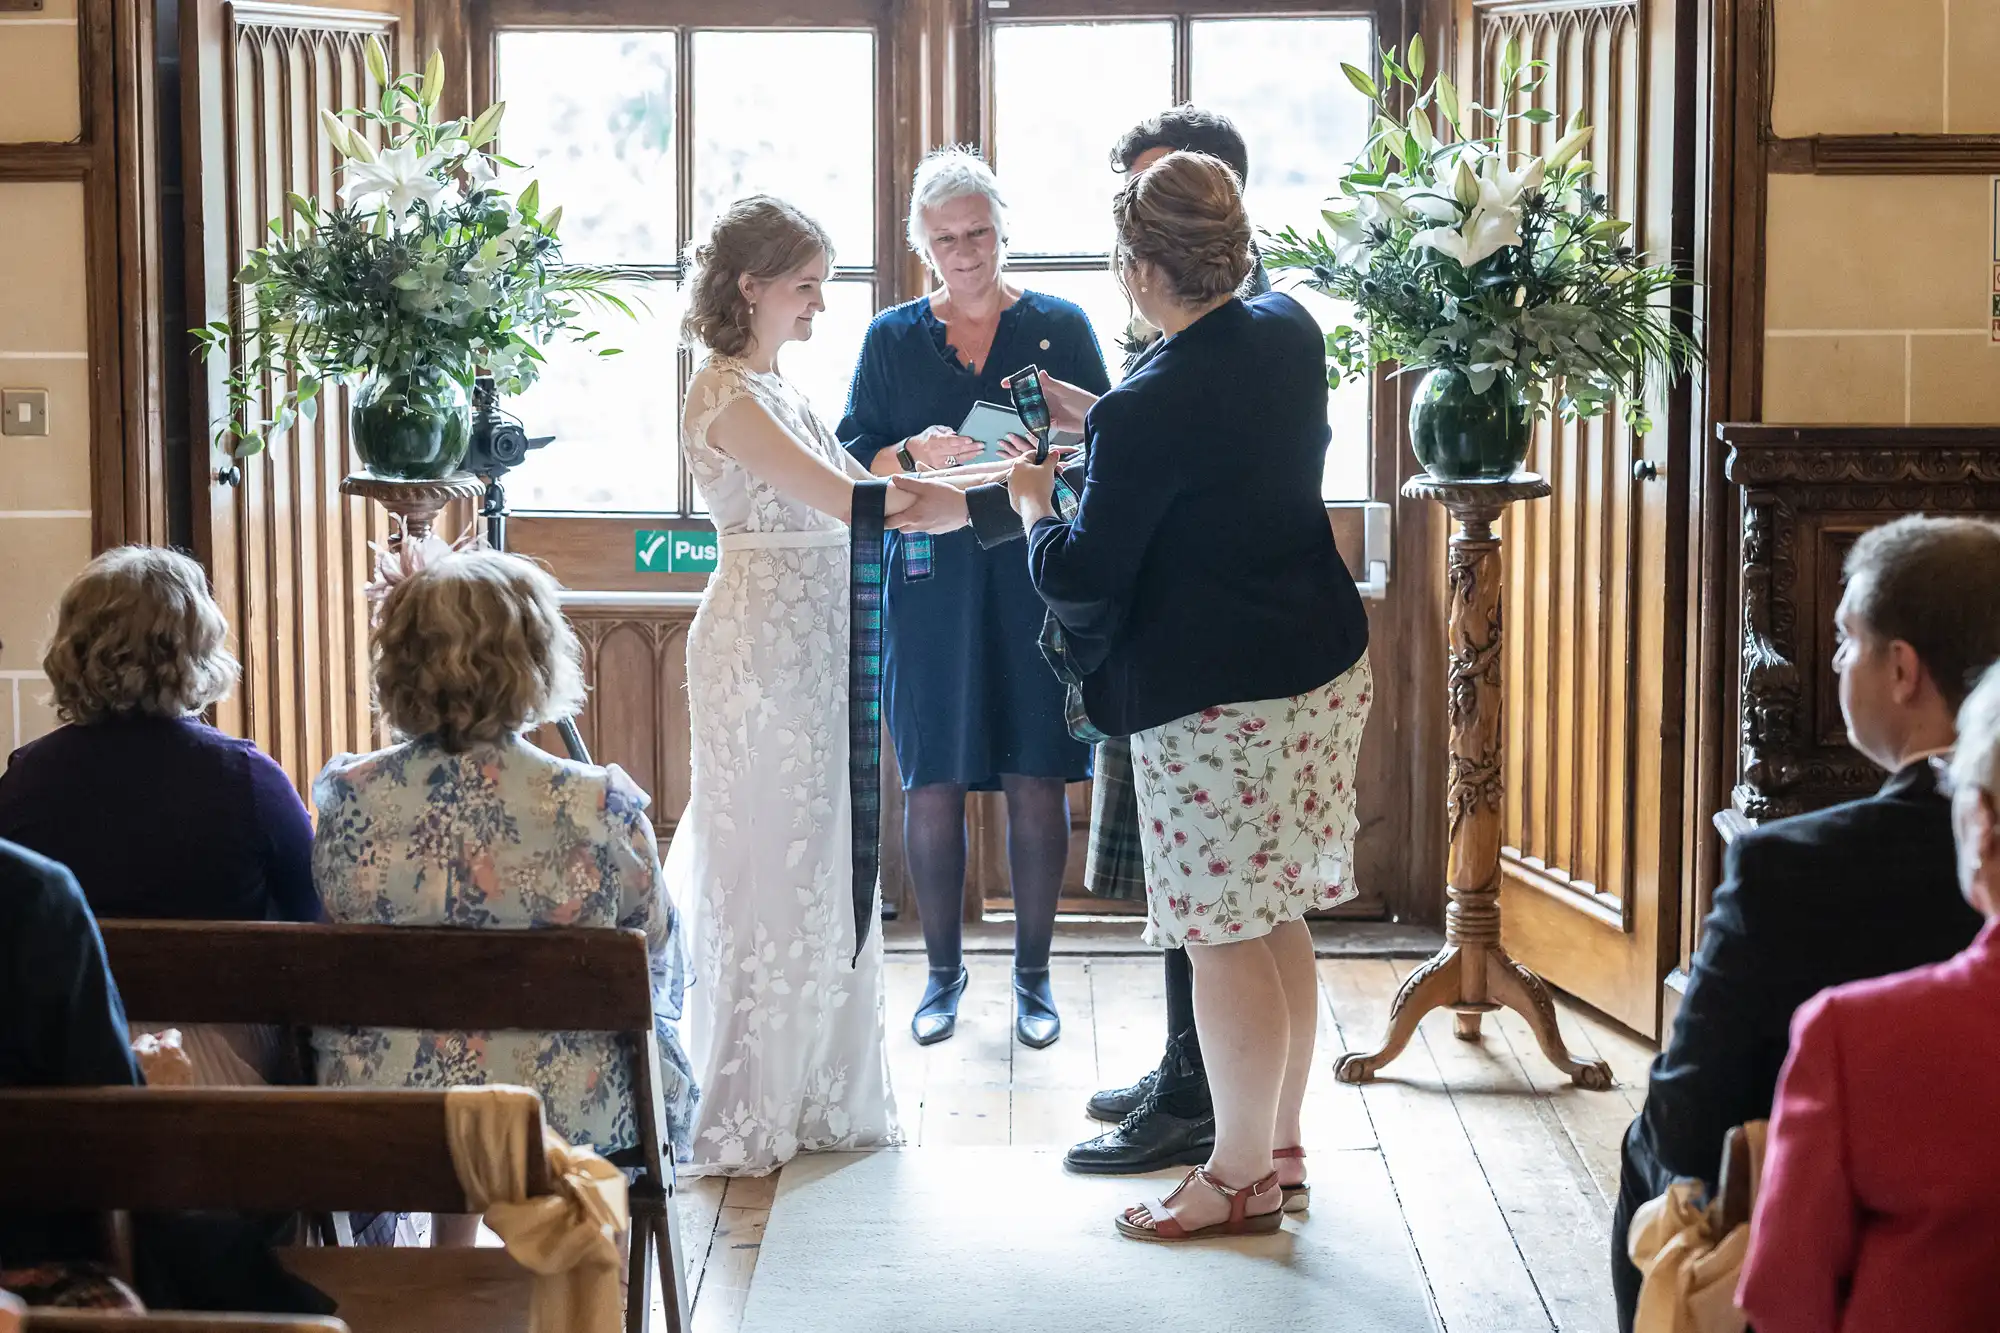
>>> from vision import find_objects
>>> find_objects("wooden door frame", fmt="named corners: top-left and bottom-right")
top-left (1671, 0), bottom-right (2000, 1030)
top-left (0, 0), bottom-right (170, 554)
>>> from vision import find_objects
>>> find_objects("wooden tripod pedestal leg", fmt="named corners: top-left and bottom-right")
top-left (1335, 474), bottom-right (1612, 1091)
top-left (340, 471), bottom-right (485, 558)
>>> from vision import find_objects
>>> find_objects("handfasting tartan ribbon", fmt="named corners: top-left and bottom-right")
top-left (1033, 476), bottom-right (1110, 745)
top-left (848, 480), bottom-right (889, 964)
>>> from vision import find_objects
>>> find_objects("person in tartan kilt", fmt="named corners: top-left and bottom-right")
top-left (888, 107), bottom-right (1273, 1175)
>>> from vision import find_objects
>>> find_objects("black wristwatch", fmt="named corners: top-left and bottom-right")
top-left (896, 442), bottom-right (918, 472)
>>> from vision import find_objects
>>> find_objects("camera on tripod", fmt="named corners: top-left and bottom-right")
top-left (462, 374), bottom-right (592, 767)
top-left (467, 375), bottom-right (554, 482)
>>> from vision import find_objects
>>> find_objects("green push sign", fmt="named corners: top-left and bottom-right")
top-left (636, 529), bottom-right (719, 574)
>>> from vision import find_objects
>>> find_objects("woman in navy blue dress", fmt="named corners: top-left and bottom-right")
top-left (840, 148), bottom-right (1111, 1049)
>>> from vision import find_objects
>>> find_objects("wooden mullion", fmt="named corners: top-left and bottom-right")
top-left (675, 27), bottom-right (695, 515)
top-left (1171, 11), bottom-right (1189, 102)
top-left (990, 0), bottom-right (1376, 18)
top-left (480, 0), bottom-right (889, 28)
top-left (81, 0), bottom-right (128, 550)
top-left (111, 0), bottom-right (169, 547)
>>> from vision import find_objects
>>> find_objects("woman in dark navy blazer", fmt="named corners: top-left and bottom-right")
top-left (1006, 153), bottom-right (1371, 1242)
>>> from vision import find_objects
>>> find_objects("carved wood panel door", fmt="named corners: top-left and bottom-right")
top-left (182, 0), bottom-right (411, 794)
top-left (1458, 0), bottom-right (1694, 1035)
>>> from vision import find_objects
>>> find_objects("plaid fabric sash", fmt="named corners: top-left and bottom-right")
top-left (1032, 475), bottom-right (1107, 745)
top-left (848, 481), bottom-right (888, 964)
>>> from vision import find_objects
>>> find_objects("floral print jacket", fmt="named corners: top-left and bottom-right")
top-left (309, 735), bottom-right (698, 1159)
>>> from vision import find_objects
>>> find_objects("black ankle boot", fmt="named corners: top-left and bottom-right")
top-left (1013, 966), bottom-right (1060, 1048)
top-left (1149, 1026), bottom-right (1213, 1119)
top-left (1084, 1026), bottom-right (1209, 1122)
top-left (912, 965), bottom-right (968, 1046)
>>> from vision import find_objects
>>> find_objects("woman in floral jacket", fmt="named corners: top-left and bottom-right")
top-left (310, 551), bottom-right (697, 1201)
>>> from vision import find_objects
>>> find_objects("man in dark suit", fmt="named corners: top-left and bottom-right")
top-left (0, 836), bottom-right (140, 1267)
top-left (1611, 514), bottom-right (2000, 1330)
top-left (888, 107), bottom-right (1275, 1177)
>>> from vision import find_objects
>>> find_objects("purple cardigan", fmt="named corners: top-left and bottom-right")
top-left (0, 714), bottom-right (320, 922)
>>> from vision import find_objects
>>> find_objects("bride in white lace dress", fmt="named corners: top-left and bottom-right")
top-left (669, 197), bottom-right (1006, 1176)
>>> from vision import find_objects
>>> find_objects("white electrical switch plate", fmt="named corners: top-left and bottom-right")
top-left (2, 389), bottom-right (50, 437)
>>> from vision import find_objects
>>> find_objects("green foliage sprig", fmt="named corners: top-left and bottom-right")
top-left (1262, 36), bottom-right (1699, 428)
top-left (194, 40), bottom-right (647, 457)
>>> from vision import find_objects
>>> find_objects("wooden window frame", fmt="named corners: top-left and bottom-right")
top-left (980, 0), bottom-right (1405, 519)
top-left (467, 0), bottom-right (900, 545)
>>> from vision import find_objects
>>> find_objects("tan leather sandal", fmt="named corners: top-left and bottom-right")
top-left (1114, 1165), bottom-right (1285, 1242)
top-left (1275, 1145), bottom-right (1310, 1213)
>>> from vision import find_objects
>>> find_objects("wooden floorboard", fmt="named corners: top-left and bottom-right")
top-left (1320, 957), bottom-right (1554, 1332)
top-left (1386, 960), bottom-right (1619, 1333)
top-left (671, 954), bottom-right (1656, 1333)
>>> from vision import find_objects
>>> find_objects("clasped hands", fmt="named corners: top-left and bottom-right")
top-left (886, 370), bottom-right (1095, 535)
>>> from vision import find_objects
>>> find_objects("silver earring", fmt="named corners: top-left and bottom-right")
top-left (749, 303), bottom-right (757, 316)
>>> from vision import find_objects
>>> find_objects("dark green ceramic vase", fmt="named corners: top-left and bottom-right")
top-left (1407, 365), bottom-right (1532, 481)
top-left (351, 366), bottom-right (472, 480)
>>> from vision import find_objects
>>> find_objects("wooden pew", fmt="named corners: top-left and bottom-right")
top-left (25, 1315), bottom-right (351, 1332)
top-left (0, 1088), bottom-right (540, 1333)
top-left (96, 921), bottom-right (691, 1333)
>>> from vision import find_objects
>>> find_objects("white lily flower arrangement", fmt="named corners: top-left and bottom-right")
top-left (193, 40), bottom-right (645, 458)
top-left (1264, 36), bottom-right (1698, 428)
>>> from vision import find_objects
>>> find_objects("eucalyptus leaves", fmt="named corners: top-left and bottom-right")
top-left (1264, 36), bottom-right (1697, 430)
top-left (194, 39), bottom-right (643, 458)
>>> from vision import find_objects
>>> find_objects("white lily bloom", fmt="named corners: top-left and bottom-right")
top-left (1400, 186), bottom-right (1461, 224)
top-left (1412, 196), bottom-right (1523, 269)
top-left (1325, 209), bottom-right (1375, 271)
top-left (462, 151), bottom-right (499, 189)
top-left (338, 142), bottom-right (459, 220)
top-left (1479, 155), bottom-right (1546, 211)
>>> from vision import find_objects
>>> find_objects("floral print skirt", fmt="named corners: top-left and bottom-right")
top-left (1132, 654), bottom-right (1372, 947)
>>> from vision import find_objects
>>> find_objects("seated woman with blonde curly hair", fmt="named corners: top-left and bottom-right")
top-left (0, 545), bottom-right (319, 926)
top-left (310, 549), bottom-right (697, 1175)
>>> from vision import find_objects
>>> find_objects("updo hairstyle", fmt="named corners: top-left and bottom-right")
top-left (1111, 150), bottom-right (1252, 307)
top-left (681, 196), bottom-right (835, 357)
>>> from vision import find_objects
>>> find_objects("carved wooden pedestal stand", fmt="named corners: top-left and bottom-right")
top-left (1335, 473), bottom-right (1612, 1089)
top-left (339, 471), bottom-right (484, 556)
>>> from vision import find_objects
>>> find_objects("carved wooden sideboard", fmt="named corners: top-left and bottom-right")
top-left (1722, 425), bottom-right (2000, 825)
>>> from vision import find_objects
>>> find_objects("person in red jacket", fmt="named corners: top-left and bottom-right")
top-left (1738, 659), bottom-right (2000, 1332)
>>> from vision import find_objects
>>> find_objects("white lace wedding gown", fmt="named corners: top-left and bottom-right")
top-left (666, 353), bottom-right (900, 1176)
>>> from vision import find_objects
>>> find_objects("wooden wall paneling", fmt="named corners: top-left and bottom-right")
top-left (415, 0), bottom-right (470, 120)
top-left (536, 597), bottom-right (696, 840)
top-left (1461, 0), bottom-right (1691, 1034)
top-left (182, 0), bottom-right (407, 792)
